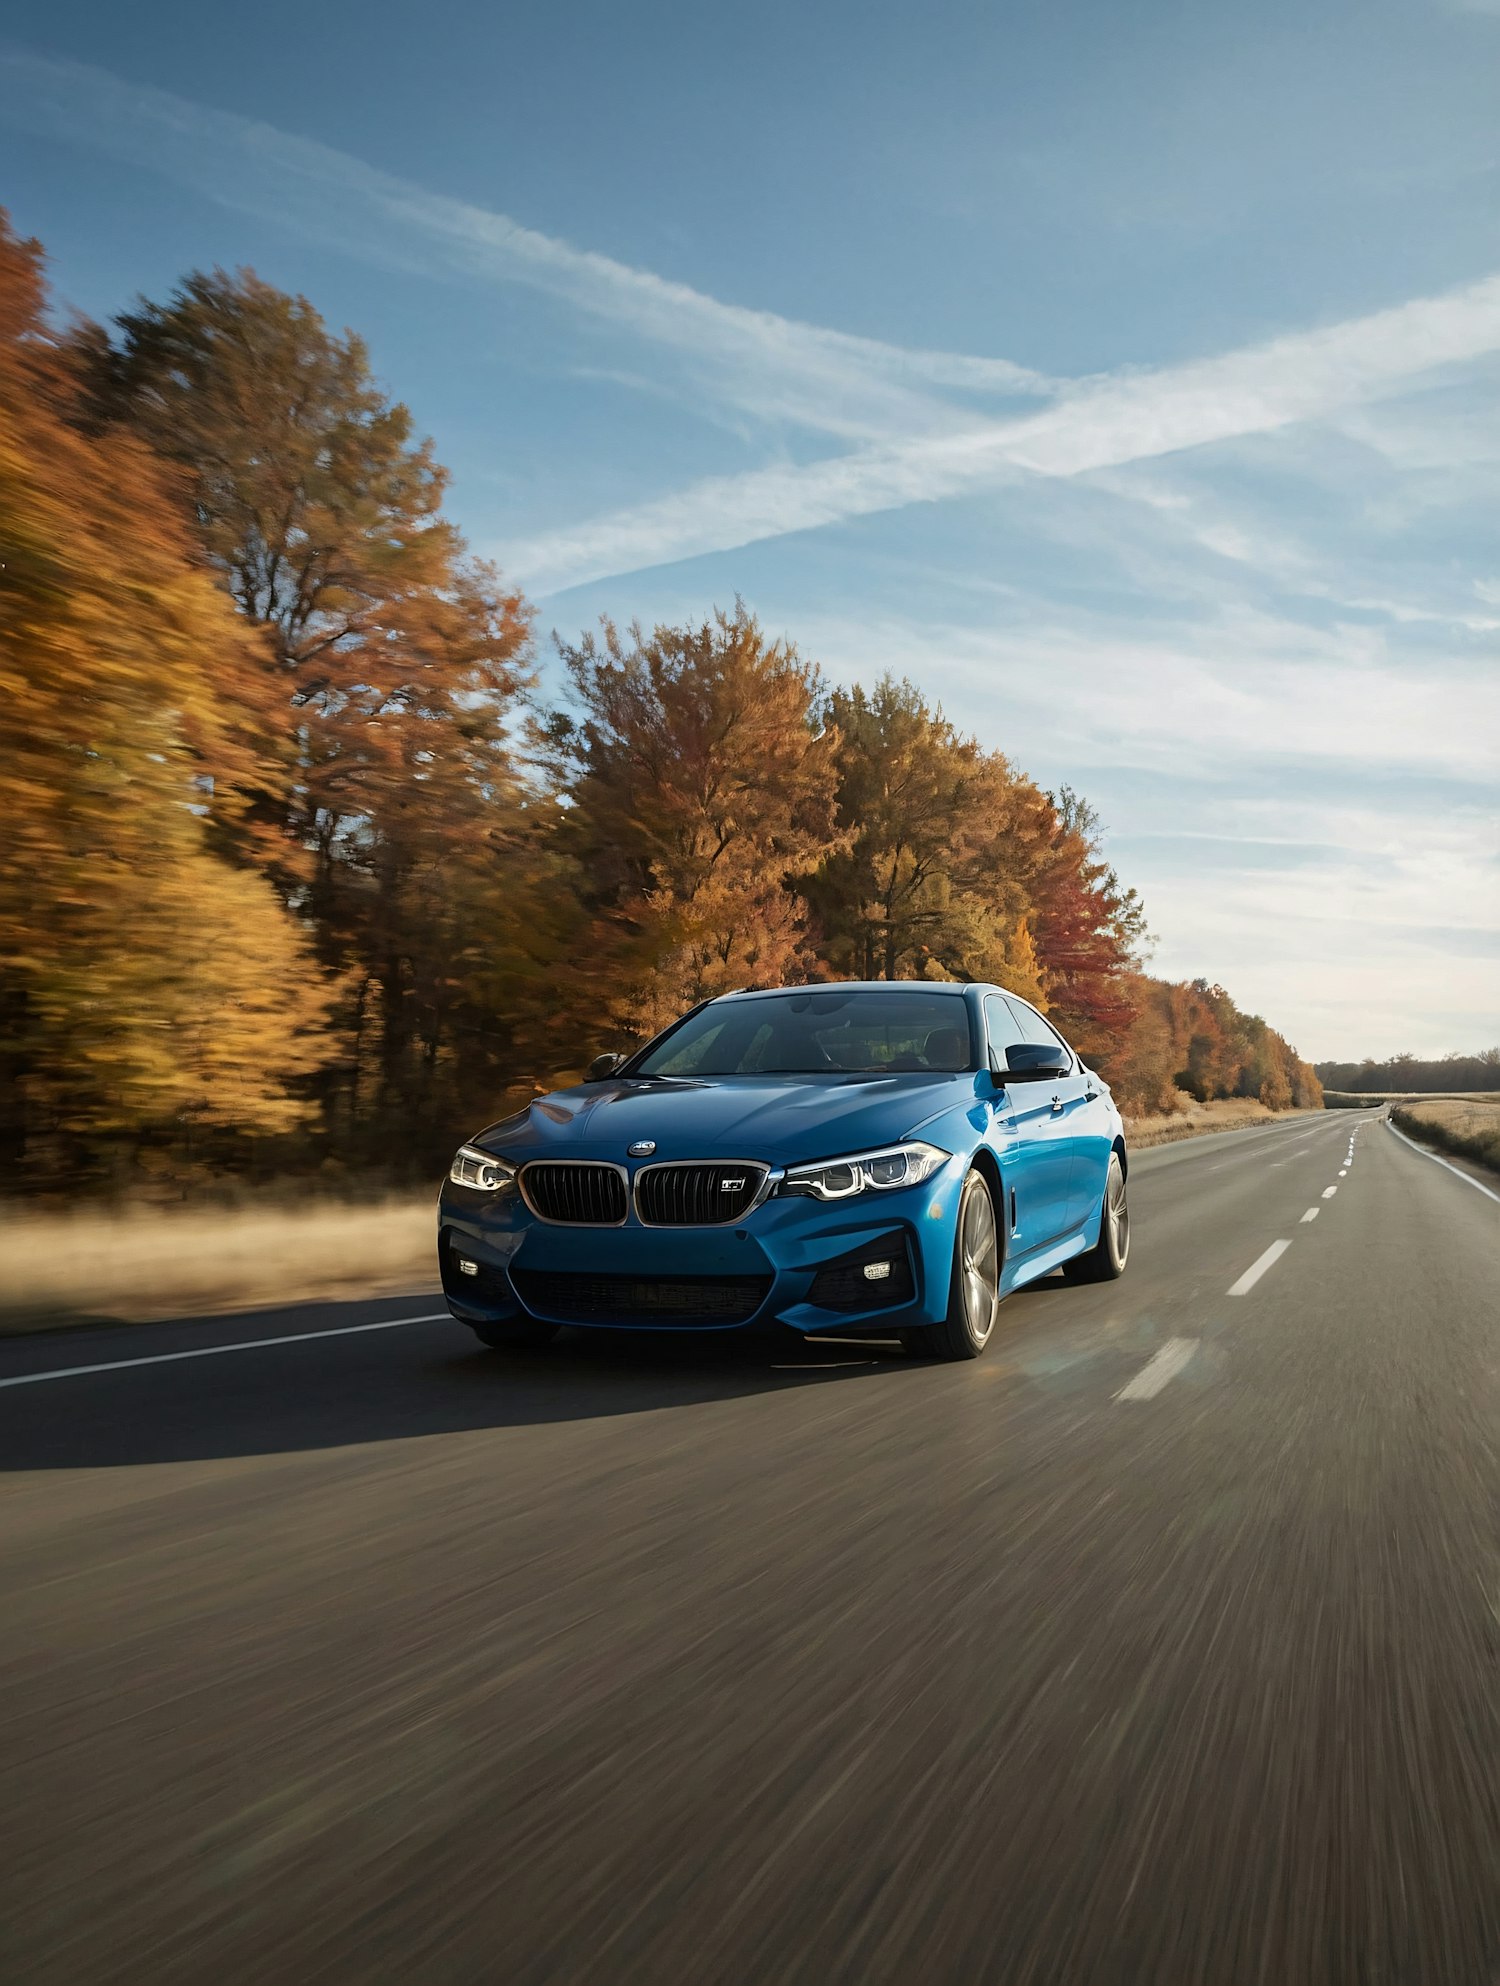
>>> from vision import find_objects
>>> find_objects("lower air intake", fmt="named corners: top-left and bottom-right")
top-left (509, 1269), bottom-right (772, 1326)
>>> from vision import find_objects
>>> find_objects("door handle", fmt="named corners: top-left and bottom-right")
top-left (1050, 1095), bottom-right (1065, 1114)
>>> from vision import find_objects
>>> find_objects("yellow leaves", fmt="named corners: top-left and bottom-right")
top-left (990, 917), bottom-right (1048, 1010)
top-left (811, 676), bottom-right (1052, 982)
top-left (30, 835), bottom-right (335, 1137)
top-left (0, 213), bottom-right (338, 1167)
top-left (552, 606), bottom-right (839, 1024)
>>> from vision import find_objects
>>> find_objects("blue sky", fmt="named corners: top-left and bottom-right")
top-left (3, 0), bottom-right (1498, 1060)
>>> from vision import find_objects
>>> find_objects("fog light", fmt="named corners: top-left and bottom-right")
top-left (458, 1257), bottom-right (479, 1277)
top-left (862, 1260), bottom-right (893, 1282)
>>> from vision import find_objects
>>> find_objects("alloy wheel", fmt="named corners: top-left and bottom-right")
top-left (1106, 1162), bottom-right (1130, 1268)
top-left (960, 1178), bottom-right (1000, 1344)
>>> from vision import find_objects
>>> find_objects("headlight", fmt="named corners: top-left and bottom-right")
top-left (779, 1140), bottom-right (950, 1201)
top-left (447, 1144), bottom-right (516, 1193)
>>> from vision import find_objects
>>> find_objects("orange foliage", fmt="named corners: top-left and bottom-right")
top-left (545, 606), bottom-right (842, 1034)
top-left (1106, 976), bottom-right (1321, 1117)
top-left (0, 215), bottom-right (338, 1186)
top-left (807, 677), bottom-right (1050, 1000)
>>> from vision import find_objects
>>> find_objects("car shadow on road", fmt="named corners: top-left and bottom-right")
top-left (0, 1319), bottom-right (913, 1470)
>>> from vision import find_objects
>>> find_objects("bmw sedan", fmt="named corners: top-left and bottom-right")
top-left (439, 981), bottom-right (1128, 1361)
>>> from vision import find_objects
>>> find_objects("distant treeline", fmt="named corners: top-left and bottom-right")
top-left (0, 213), bottom-right (1321, 1197)
top-left (1315, 1051), bottom-right (1500, 1094)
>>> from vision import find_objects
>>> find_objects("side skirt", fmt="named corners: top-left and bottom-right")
top-left (1003, 1226), bottom-right (1093, 1294)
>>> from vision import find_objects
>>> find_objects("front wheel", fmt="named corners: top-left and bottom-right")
top-left (1065, 1152), bottom-right (1129, 1283)
top-left (469, 1318), bottom-right (560, 1351)
top-left (902, 1169), bottom-right (1002, 1361)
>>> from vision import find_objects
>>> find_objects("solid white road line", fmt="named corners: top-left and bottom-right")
top-left (1227, 1239), bottom-right (1292, 1295)
top-left (0, 1311), bottom-right (452, 1390)
top-left (1387, 1119), bottom-right (1500, 1205)
top-left (1322, 1185), bottom-right (1338, 1199)
top-left (1116, 1337), bottom-right (1199, 1401)
top-left (1300, 1208), bottom-right (1320, 1223)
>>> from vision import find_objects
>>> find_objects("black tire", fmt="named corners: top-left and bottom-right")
top-left (469, 1318), bottom-right (561, 1351)
top-left (1064, 1151), bottom-right (1129, 1283)
top-left (901, 1169), bottom-right (1003, 1362)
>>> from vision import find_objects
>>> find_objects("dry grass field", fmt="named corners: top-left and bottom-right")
top-left (0, 1194), bottom-right (438, 1332)
top-left (1391, 1096), bottom-right (1500, 1174)
top-left (1122, 1097), bottom-right (1321, 1149)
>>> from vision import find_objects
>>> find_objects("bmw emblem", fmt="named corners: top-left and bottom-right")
top-left (627, 1140), bottom-right (657, 1158)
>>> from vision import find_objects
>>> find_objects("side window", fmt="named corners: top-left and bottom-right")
top-left (984, 995), bottom-right (1027, 1072)
top-left (1004, 997), bottom-right (1075, 1066)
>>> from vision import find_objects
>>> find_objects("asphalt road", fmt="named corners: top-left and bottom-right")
top-left (2, 1112), bottom-right (1498, 1985)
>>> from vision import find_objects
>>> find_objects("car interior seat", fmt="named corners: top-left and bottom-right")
top-left (922, 1026), bottom-right (969, 1071)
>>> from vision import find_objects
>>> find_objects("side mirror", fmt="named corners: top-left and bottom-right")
top-left (997, 1042), bottom-right (1070, 1083)
top-left (585, 1051), bottom-right (625, 1082)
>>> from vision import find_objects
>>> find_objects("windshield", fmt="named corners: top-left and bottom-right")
top-left (632, 989), bottom-right (974, 1078)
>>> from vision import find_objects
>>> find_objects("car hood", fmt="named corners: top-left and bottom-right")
top-left (475, 1072), bottom-right (977, 1165)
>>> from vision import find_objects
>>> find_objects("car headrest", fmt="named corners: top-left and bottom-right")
top-left (923, 1027), bottom-right (968, 1070)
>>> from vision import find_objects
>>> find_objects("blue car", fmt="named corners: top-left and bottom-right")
top-left (438, 982), bottom-right (1129, 1361)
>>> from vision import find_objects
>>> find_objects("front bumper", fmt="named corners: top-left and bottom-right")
top-left (438, 1166), bottom-right (963, 1335)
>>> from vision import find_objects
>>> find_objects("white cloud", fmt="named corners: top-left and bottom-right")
top-left (0, 45), bottom-right (1051, 445)
top-left (11, 45), bottom-right (1500, 606)
top-left (1088, 465), bottom-right (1500, 634)
top-left (800, 608), bottom-right (1500, 785)
top-left (790, 607), bottom-right (1500, 1060)
top-left (504, 270), bottom-right (1500, 589)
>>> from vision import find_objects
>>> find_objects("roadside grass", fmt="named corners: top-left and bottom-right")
top-left (0, 1195), bottom-right (438, 1333)
top-left (1391, 1096), bottom-right (1500, 1176)
top-left (1122, 1097), bottom-right (1321, 1150)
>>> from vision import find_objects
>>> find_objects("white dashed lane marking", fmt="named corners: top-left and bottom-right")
top-left (1301, 1208), bottom-right (1320, 1223)
top-left (1228, 1239), bottom-right (1292, 1296)
top-left (1116, 1338), bottom-right (1199, 1401)
top-left (1322, 1186), bottom-right (1338, 1200)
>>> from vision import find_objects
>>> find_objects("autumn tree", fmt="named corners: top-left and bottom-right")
top-left (543, 606), bottom-right (840, 1039)
top-left (1105, 976), bottom-right (1183, 1115)
top-left (1025, 788), bottom-right (1147, 1068)
top-left (1106, 976), bottom-right (1320, 1115)
top-left (0, 215), bottom-right (335, 1189)
top-left (80, 267), bottom-right (536, 1157)
top-left (804, 677), bottom-right (1050, 1000)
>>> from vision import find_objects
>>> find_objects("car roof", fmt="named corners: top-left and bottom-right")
top-left (717, 980), bottom-right (981, 1001)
